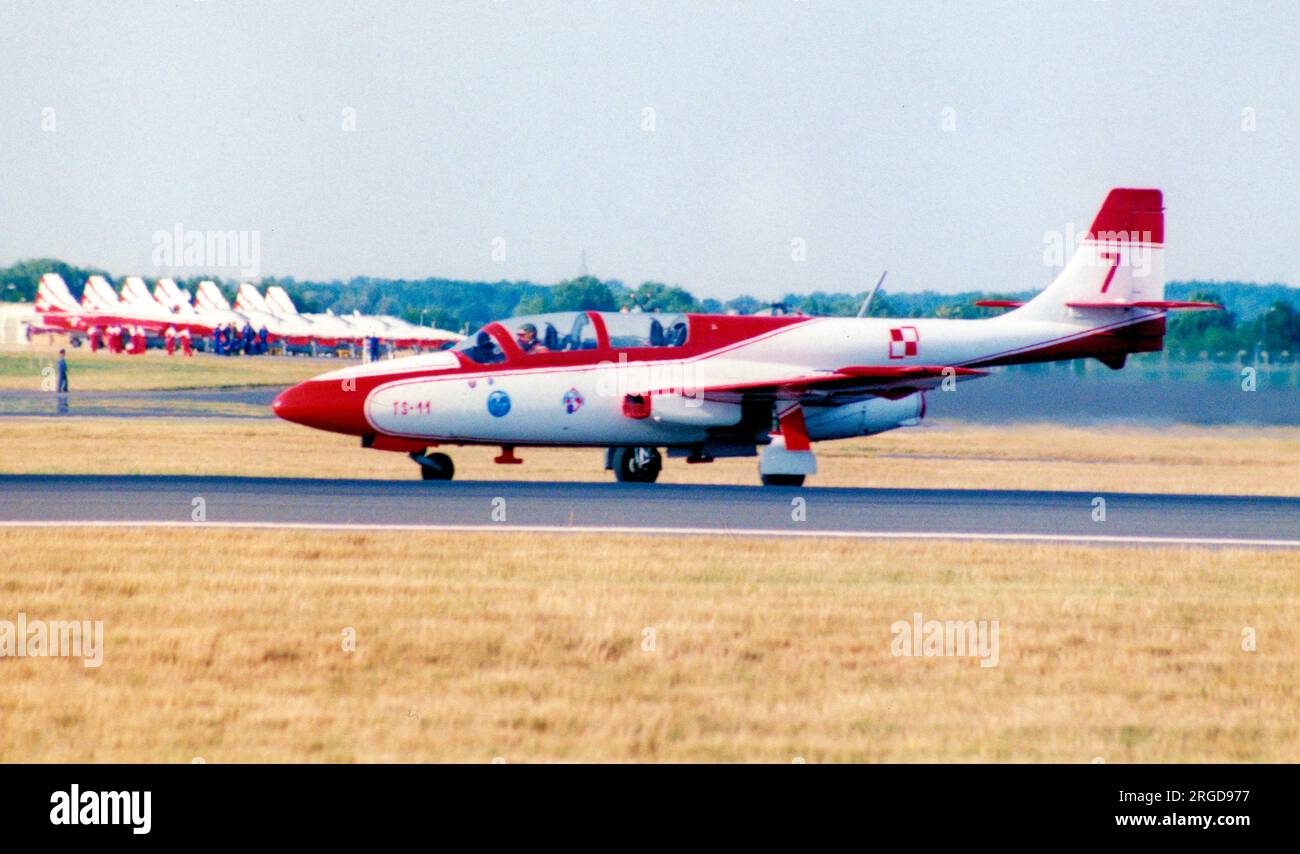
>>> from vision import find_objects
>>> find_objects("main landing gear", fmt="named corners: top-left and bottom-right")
top-left (410, 450), bottom-right (455, 481)
top-left (609, 447), bottom-right (662, 483)
top-left (758, 434), bottom-right (815, 488)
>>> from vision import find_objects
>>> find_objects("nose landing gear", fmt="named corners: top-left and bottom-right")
top-left (410, 450), bottom-right (455, 481)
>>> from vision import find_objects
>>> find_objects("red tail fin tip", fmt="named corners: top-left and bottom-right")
top-left (1088, 188), bottom-right (1163, 244)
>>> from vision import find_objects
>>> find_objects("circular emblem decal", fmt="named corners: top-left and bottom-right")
top-left (562, 387), bottom-right (584, 414)
top-left (487, 390), bottom-right (511, 417)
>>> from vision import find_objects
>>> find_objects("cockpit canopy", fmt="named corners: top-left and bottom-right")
top-left (452, 311), bottom-right (689, 364)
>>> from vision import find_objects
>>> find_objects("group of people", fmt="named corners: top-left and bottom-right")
top-left (85, 324), bottom-right (172, 355)
top-left (80, 323), bottom-right (273, 356)
top-left (211, 323), bottom-right (270, 356)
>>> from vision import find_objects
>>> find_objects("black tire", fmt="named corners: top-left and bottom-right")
top-left (760, 474), bottom-right (804, 487)
top-left (612, 447), bottom-right (661, 483)
top-left (418, 452), bottom-right (455, 481)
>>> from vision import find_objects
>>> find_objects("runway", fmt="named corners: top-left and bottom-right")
top-left (2, 475), bottom-right (1297, 547)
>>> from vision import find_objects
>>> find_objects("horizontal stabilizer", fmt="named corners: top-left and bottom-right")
top-left (974, 300), bottom-right (1025, 309)
top-left (1064, 300), bottom-right (1222, 311)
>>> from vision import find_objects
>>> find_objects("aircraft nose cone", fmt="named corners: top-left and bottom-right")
top-left (272, 378), bottom-right (372, 436)
top-left (272, 382), bottom-right (313, 426)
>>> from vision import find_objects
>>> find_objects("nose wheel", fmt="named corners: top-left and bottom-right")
top-left (611, 447), bottom-right (662, 483)
top-left (410, 451), bottom-right (455, 481)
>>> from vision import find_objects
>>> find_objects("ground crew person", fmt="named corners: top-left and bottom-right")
top-left (56, 349), bottom-right (69, 393)
top-left (88, 325), bottom-right (100, 353)
top-left (165, 325), bottom-right (176, 356)
top-left (258, 325), bottom-right (269, 354)
top-left (180, 327), bottom-right (193, 356)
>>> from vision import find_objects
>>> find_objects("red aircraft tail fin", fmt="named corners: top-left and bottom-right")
top-left (1015, 188), bottom-right (1166, 324)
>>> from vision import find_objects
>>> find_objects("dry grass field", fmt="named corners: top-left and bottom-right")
top-left (1, 416), bottom-right (1298, 496)
top-left (0, 527), bottom-right (1294, 763)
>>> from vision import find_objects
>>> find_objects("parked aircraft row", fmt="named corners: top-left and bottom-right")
top-left (33, 274), bottom-right (463, 351)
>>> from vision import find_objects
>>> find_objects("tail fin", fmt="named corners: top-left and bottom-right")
top-left (154, 278), bottom-right (191, 312)
top-left (195, 280), bottom-right (232, 312)
top-left (235, 282), bottom-right (271, 314)
top-left (82, 275), bottom-right (123, 311)
top-left (264, 286), bottom-right (300, 316)
top-left (120, 276), bottom-right (160, 307)
top-left (35, 273), bottom-right (82, 314)
top-left (1015, 188), bottom-right (1165, 322)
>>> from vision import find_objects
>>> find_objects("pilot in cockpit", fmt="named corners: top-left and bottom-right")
top-left (516, 323), bottom-right (549, 354)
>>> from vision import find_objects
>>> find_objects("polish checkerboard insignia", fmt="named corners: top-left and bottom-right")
top-left (888, 326), bottom-right (918, 359)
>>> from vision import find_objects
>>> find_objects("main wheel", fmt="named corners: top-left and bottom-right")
top-left (612, 447), bottom-right (662, 483)
top-left (760, 474), bottom-right (804, 487)
top-left (417, 452), bottom-right (455, 481)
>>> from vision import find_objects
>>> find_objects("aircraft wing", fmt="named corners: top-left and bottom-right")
top-left (641, 363), bottom-right (987, 405)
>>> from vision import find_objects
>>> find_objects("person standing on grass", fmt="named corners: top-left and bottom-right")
top-left (180, 326), bottom-right (193, 356)
top-left (88, 324), bottom-right (100, 353)
top-left (56, 349), bottom-right (69, 393)
top-left (258, 324), bottom-right (269, 355)
top-left (165, 325), bottom-right (176, 356)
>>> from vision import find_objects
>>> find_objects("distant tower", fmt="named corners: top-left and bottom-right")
top-left (577, 250), bottom-right (589, 278)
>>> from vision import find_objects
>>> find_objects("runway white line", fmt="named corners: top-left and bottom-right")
top-left (2, 520), bottom-right (1298, 548)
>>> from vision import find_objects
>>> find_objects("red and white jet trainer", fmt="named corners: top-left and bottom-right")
top-left (274, 188), bottom-right (1218, 486)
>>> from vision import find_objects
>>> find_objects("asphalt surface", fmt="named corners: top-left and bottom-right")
top-left (2, 475), bottom-right (1297, 546)
top-left (0, 387), bottom-right (276, 418)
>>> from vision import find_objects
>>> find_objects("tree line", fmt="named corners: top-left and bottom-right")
top-left (3, 258), bottom-right (1297, 360)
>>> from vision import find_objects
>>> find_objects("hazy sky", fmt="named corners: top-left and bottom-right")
top-left (1, 1), bottom-right (1296, 299)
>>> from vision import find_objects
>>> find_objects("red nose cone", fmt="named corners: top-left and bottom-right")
top-left (272, 382), bottom-right (311, 426)
top-left (273, 380), bottom-right (369, 435)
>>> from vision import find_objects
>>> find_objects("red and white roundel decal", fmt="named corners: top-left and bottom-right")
top-left (889, 326), bottom-right (918, 359)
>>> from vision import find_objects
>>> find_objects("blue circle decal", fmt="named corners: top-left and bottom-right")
top-left (487, 390), bottom-right (511, 417)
